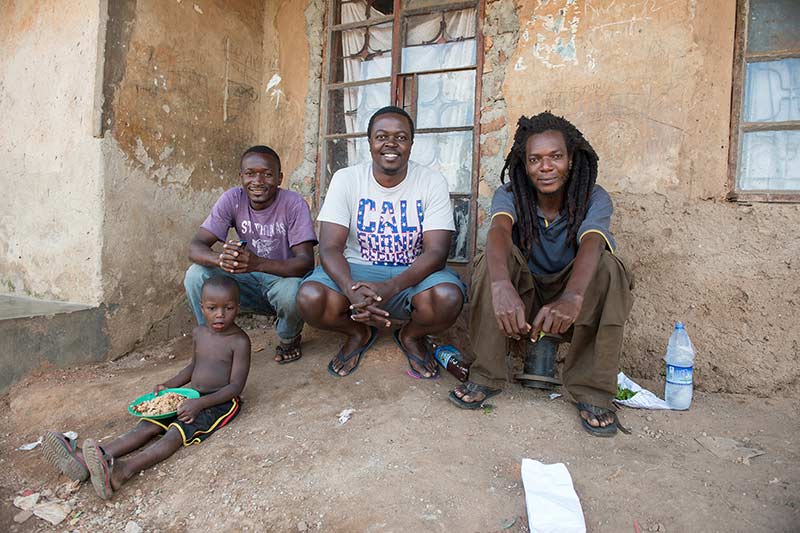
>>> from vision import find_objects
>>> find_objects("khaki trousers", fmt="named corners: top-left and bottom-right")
top-left (465, 246), bottom-right (634, 410)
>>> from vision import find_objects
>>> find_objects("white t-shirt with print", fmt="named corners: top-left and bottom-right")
top-left (318, 160), bottom-right (455, 266)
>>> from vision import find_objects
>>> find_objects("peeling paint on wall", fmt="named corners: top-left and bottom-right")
top-left (526, 0), bottom-right (581, 69)
top-left (258, 0), bottom-right (324, 205)
top-left (266, 73), bottom-right (284, 109)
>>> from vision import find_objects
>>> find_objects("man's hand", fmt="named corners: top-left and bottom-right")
top-left (491, 279), bottom-right (531, 339)
top-left (346, 281), bottom-right (396, 328)
top-left (153, 383), bottom-right (167, 396)
top-left (176, 398), bottom-right (203, 424)
top-left (531, 292), bottom-right (584, 338)
top-left (219, 241), bottom-right (258, 274)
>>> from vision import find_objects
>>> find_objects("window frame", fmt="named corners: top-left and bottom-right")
top-left (317, 0), bottom-right (485, 263)
top-left (728, 0), bottom-right (800, 203)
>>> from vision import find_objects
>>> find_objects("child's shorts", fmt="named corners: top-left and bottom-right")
top-left (142, 397), bottom-right (241, 446)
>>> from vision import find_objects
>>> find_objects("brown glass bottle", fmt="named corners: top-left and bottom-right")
top-left (432, 344), bottom-right (470, 382)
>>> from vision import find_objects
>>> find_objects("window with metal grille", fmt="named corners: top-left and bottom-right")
top-left (319, 0), bottom-right (483, 261)
top-left (730, 0), bottom-right (800, 201)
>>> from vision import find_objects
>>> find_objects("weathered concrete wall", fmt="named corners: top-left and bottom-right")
top-left (477, 0), bottom-right (800, 397)
top-left (259, 0), bottom-right (324, 205)
top-left (502, 0), bottom-right (733, 198)
top-left (0, 306), bottom-right (108, 391)
top-left (100, 0), bottom-right (265, 355)
top-left (0, 0), bottom-right (105, 304)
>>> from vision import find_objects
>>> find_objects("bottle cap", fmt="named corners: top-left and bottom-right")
top-left (675, 322), bottom-right (685, 330)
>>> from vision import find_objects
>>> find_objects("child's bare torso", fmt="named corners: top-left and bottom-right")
top-left (189, 325), bottom-right (246, 393)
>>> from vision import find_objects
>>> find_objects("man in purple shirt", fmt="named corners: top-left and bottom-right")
top-left (184, 145), bottom-right (317, 363)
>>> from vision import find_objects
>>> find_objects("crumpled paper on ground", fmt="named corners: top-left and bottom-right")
top-left (614, 372), bottom-right (672, 410)
top-left (13, 493), bottom-right (40, 511)
top-left (337, 409), bottom-right (354, 425)
top-left (17, 431), bottom-right (77, 451)
top-left (521, 459), bottom-right (585, 533)
top-left (33, 501), bottom-right (71, 526)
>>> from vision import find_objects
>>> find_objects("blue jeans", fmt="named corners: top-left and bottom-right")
top-left (184, 264), bottom-right (304, 342)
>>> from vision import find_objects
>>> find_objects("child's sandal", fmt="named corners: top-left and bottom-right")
top-left (83, 439), bottom-right (115, 499)
top-left (41, 431), bottom-right (89, 481)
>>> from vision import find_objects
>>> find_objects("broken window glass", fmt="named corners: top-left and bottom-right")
top-left (450, 196), bottom-right (470, 261)
top-left (326, 82), bottom-right (391, 135)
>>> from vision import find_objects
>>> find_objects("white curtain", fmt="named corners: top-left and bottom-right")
top-left (340, 2), bottom-right (477, 185)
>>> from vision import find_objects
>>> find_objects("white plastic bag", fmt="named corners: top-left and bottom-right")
top-left (521, 459), bottom-right (586, 533)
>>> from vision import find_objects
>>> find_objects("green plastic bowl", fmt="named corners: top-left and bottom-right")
top-left (127, 388), bottom-right (200, 419)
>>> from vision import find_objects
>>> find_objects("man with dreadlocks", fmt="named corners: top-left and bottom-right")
top-left (450, 112), bottom-right (634, 437)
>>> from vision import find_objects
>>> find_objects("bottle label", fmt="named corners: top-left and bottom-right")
top-left (666, 364), bottom-right (693, 385)
top-left (434, 346), bottom-right (456, 367)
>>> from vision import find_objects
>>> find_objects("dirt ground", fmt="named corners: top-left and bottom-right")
top-left (1, 321), bottom-right (798, 532)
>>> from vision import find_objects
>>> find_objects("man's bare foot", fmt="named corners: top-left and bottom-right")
top-left (452, 382), bottom-right (485, 403)
top-left (579, 408), bottom-right (615, 428)
top-left (448, 381), bottom-right (501, 409)
top-left (396, 327), bottom-right (437, 378)
top-left (329, 325), bottom-right (375, 377)
top-left (274, 335), bottom-right (302, 364)
top-left (576, 403), bottom-right (619, 437)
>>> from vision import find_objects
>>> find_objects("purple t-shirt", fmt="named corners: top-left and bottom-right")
top-left (201, 187), bottom-right (317, 260)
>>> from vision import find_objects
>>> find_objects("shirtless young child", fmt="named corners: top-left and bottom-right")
top-left (40, 276), bottom-right (251, 499)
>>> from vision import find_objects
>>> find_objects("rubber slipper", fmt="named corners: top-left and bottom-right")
top-left (392, 328), bottom-right (439, 380)
top-left (41, 431), bottom-right (89, 481)
top-left (275, 335), bottom-right (302, 365)
top-left (327, 327), bottom-right (378, 378)
top-left (447, 382), bottom-right (501, 410)
top-left (577, 402), bottom-right (620, 437)
top-left (83, 438), bottom-right (115, 499)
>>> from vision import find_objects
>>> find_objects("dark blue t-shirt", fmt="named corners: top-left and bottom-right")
top-left (490, 183), bottom-right (616, 275)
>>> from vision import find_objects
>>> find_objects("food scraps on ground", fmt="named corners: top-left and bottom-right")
top-left (133, 392), bottom-right (186, 416)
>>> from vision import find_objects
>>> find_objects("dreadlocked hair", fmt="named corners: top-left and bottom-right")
top-left (500, 111), bottom-right (599, 260)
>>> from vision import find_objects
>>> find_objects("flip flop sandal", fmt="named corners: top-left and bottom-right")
top-left (41, 431), bottom-right (89, 481)
top-left (576, 402), bottom-right (629, 437)
top-left (275, 335), bottom-right (302, 365)
top-left (327, 327), bottom-right (379, 378)
top-left (448, 382), bottom-right (501, 410)
top-left (393, 328), bottom-right (439, 380)
top-left (83, 438), bottom-right (115, 500)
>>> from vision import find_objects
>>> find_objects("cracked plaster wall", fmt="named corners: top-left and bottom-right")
top-left (258, 0), bottom-right (325, 208)
top-left (503, 0), bottom-right (734, 198)
top-left (100, 0), bottom-right (265, 355)
top-left (0, 0), bottom-right (105, 304)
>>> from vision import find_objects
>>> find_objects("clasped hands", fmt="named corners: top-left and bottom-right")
top-left (346, 280), bottom-right (398, 329)
top-left (219, 240), bottom-right (254, 274)
top-left (491, 280), bottom-right (584, 340)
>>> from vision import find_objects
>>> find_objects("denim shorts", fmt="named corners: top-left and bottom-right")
top-left (301, 262), bottom-right (466, 319)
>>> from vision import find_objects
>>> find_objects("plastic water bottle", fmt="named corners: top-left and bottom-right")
top-left (664, 322), bottom-right (695, 410)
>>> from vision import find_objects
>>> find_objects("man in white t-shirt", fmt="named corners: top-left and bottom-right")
top-left (297, 106), bottom-right (466, 379)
